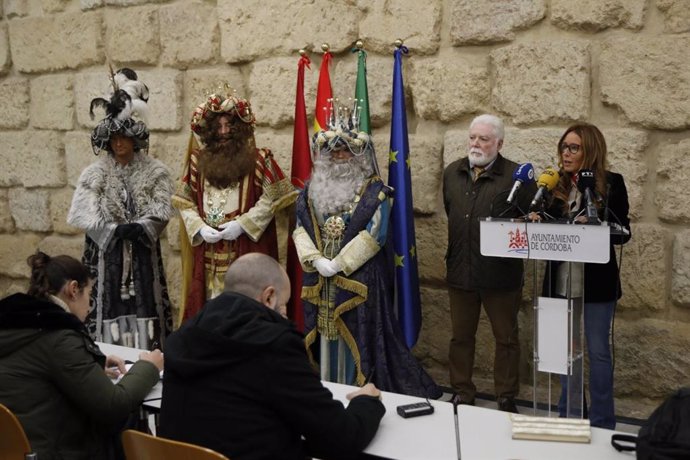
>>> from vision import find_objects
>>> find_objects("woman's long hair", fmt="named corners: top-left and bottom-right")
top-left (553, 123), bottom-right (608, 212)
top-left (27, 251), bottom-right (90, 299)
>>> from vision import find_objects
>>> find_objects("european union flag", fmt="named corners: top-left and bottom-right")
top-left (388, 44), bottom-right (421, 348)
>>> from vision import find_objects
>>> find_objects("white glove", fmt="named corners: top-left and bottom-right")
top-left (313, 257), bottom-right (340, 278)
top-left (198, 225), bottom-right (222, 244)
top-left (218, 221), bottom-right (245, 241)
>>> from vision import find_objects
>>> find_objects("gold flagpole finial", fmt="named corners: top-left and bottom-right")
top-left (298, 49), bottom-right (307, 57)
top-left (355, 39), bottom-right (364, 50)
top-left (394, 39), bottom-right (404, 48)
top-left (321, 43), bottom-right (330, 53)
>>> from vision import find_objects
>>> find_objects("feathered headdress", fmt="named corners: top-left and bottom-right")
top-left (89, 67), bottom-right (150, 155)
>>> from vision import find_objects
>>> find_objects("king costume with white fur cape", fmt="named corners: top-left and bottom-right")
top-left (67, 152), bottom-right (174, 350)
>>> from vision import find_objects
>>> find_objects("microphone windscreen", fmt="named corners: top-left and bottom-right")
top-left (513, 163), bottom-right (535, 183)
top-left (576, 169), bottom-right (596, 192)
top-left (536, 168), bottom-right (561, 190)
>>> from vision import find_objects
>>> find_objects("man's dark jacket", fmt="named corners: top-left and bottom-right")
top-left (158, 292), bottom-right (385, 460)
top-left (443, 154), bottom-right (536, 291)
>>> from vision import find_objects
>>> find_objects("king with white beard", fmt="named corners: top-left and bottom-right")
top-left (293, 121), bottom-right (441, 399)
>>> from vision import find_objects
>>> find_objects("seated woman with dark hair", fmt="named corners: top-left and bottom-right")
top-left (0, 251), bottom-right (164, 460)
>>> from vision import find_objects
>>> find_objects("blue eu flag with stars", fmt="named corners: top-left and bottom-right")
top-left (387, 44), bottom-right (421, 348)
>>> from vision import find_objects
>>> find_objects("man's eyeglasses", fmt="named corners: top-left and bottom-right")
top-left (560, 143), bottom-right (581, 155)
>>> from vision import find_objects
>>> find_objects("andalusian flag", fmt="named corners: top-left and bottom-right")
top-left (353, 45), bottom-right (381, 176)
top-left (387, 44), bottom-right (422, 348)
top-left (354, 47), bottom-right (371, 134)
top-left (313, 49), bottom-right (332, 133)
top-left (286, 51), bottom-right (312, 331)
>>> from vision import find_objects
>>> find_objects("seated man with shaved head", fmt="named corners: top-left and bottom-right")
top-left (158, 253), bottom-right (385, 460)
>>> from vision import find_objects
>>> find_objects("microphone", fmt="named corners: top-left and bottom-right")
top-left (529, 168), bottom-right (561, 209)
top-left (506, 163), bottom-right (535, 204)
top-left (576, 169), bottom-right (599, 223)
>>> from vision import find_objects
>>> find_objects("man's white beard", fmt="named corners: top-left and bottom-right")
top-left (468, 147), bottom-right (498, 167)
top-left (308, 156), bottom-right (372, 217)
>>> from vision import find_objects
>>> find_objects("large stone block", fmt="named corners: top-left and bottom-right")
top-left (251, 131), bottom-right (294, 176)
top-left (0, 234), bottom-right (43, 277)
top-left (105, 5), bottom-right (159, 66)
top-left (552, 0), bottom-right (646, 31)
top-left (333, 53), bottom-right (393, 129)
top-left (0, 23), bottom-right (10, 76)
top-left (9, 12), bottom-right (103, 73)
top-left (42, 0), bottom-right (70, 13)
top-left (248, 57), bottom-right (317, 129)
top-left (605, 128), bottom-right (648, 220)
top-left (184, 67), bottom-right (246, 118)
top-left (0, 132), bottom-right (65, 188)
top-left (656, 139), bottom-right (690, 223)
top-left (409, 56), bottom-right (489, 122)
top-left (491, 41), bottom-right (590, 125)
top-left (0, 78), bottom-right (29, 129)
top-left (64, 131), bottom-right (95, 187)
top-left (160, 2), bottom-right (218, 68)
top-left (415, 286), bottom-right (451, 383)
top-left (359, 0), bottom-right (442, 55)
top-left (31, 74), bottom-right (74, 130)
top-left (618, 223), bottom-right (668, 311)
top-left (0, 189), bottom-right (15, 233)
top-left (148, 132), bottom-right (190, 184)
top-left (104, 0), bottom-right (167, 5)
top-left (415, 213), bottom-right (448, 283)
top-left (0, 277), bottom-right (28, 299)
top-left (218, 0), bottom-right (358, 63)
top-left (50, 187), bottom-right (81, 235)
top-left (615, 318), bottom-right (690, 398)
top-left (657, 0), bottom-right (690, 33)
top-left (137, 69), bottom-right (183, 131)
top-left (449, 0), bottom-right (546, 45)
top-left (38, 235), bottom-right (85, 261)
top-left (408, 132), bottom-right (444, 214)
top-left (672, 230), bottom-right (690, 307)
top-left (9, 189), bottom-right (52, 232)
top-left (600, 36), bottom-right (690, 130)
top-left (80, 0), bottom-right (103, 10)
top-left (4, 0), bottom-right (28, 18)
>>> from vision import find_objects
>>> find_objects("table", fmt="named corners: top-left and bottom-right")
top-left (457, 404), bottom-right (634, 459)
top-left (324, 382), bottom-right (458, 460)
top-left (97, 342), bottom-right (632, 459)
top-left (97, 342), bottom-right (458, 459)
top-left (97, 342), bottom-right (162, 407)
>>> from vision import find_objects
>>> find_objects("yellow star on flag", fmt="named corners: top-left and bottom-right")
top-left (389, 150), bottom-right (398, 163)
top-left (406, 157), bottom-right (411, 169)
top-left (394, 253), bottom-right (405, 267)
top-left (409, 245), bottom-right (416, 259)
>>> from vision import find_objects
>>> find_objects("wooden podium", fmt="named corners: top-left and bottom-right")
top-left (480, 218), bottom-right (611, 419)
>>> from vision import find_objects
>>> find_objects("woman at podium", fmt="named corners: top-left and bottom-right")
top-left (540, 123), bottom-right (631, 429)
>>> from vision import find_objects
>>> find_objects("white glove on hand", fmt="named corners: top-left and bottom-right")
top-left (218, 221), bottom-right (244, 241)
top-left (198, 225), bottom-right (222, 244)
top-left (313, 257), bottom-right (340, 278)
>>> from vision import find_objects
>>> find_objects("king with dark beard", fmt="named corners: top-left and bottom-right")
top-left (293, 120), bottom-right (441, 399)
top-left (173, 91), bottom-right (297, 325)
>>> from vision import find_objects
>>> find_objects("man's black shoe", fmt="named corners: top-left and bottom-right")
top-left (498, 397), bottom-right (519, 413)
top-left (450, 393), bottom-right (475, 406)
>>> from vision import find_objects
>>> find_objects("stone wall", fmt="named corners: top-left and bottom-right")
top-left (1, 0), bottom-right (689, 419)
